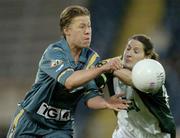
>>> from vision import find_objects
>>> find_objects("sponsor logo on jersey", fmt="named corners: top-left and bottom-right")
top-left (51, 59), bottom-right (63, 68)
top-left (37, 102), bottom-right (71, 121)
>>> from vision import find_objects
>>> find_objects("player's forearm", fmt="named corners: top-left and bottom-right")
top-left (65, 67), bottom-right (105, 90)
top-left (113, 69), bottom-right (133, 86)
top-left (86, 96), bottom-right (108, 109)
top-left (65, 57), bottom-right (121, 90)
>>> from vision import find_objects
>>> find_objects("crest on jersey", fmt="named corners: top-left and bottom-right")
top-left (50, 59), bottom-right (63, 68)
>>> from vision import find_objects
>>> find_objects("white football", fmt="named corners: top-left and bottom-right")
top-left (132, 59), bottom-right (165, 94)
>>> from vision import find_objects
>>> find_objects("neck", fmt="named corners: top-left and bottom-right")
top-left (67, 40), bottom-right (82, 64)
top-left (71, 46), bottom-right (81, 58)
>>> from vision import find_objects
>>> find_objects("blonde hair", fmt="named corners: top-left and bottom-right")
top-left (59, 5), bottom-right (90, 38)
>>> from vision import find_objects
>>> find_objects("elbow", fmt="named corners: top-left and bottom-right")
top-left (86, 100), bottom-right (94, 109)
top-left (64, 79), bottom-right (74, 90)
top-left (86, 101), bottom-right (90, 108)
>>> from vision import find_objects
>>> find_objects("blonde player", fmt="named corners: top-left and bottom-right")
top-left (7, 5), bottom-right (129, 138)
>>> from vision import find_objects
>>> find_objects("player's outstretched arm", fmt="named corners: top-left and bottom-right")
top-left (86, 94), bottom-right (130, 111)
top-left (65, 58), bottom-right (121, 90)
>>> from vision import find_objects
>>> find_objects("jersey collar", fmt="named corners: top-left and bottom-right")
top-left (61, 38), bottom-right (87, 64)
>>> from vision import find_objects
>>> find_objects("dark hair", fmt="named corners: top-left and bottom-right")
top-left (59, 5), bottom-right (90, 37)
top-left (129, 34), bottom-right (159, 60)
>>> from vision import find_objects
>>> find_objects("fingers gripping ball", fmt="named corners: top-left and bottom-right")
top-left (132, 59), bottom-right (165, 94)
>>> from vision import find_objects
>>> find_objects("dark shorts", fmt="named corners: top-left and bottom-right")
top-left (7, 106), bottom-right (73, 138)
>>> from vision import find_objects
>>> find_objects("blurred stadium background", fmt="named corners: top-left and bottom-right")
top-left (0, 0), bottom-right (180, 137)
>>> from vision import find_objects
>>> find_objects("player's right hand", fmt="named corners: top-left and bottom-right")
top-left (100, 57), bottom-right (123, 73)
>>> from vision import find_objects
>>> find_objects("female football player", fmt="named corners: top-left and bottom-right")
top-left (108, 34), bottom-right (176, 138)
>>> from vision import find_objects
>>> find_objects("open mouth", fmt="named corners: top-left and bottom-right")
top-left (125, 58), bottom-right (131, 63)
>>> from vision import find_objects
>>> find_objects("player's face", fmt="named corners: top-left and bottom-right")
top-left (65, 16), bottom-right (91, 48)
top-left (123, 39), bottom-right (146, 70)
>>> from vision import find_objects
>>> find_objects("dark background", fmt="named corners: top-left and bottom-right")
top-left (0, 0), bottom-right (179, 137)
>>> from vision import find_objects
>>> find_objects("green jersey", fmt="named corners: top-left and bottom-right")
top-left (107, 75), bottom-right (176, 138)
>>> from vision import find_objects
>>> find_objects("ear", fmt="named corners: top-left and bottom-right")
top-left (63, 27), bottom-right (70, 36)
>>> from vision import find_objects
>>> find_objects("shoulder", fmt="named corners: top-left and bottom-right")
top-left (48, 40), bottom-right (65, 51)
top-left (44, 40), bottom-right (66, 55)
